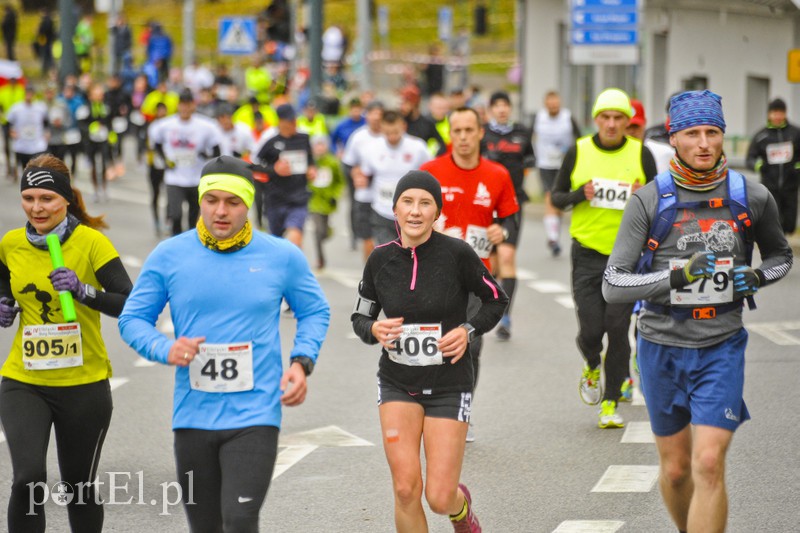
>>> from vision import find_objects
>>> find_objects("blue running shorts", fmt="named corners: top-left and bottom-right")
top-left (637, 327), bottom-right (751, 437)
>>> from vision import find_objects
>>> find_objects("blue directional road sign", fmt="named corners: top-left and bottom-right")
top-left (570, 0), bottom-right (639, 64)
top-left (218, 17), bottom-right (258, 56)
top-left (572, 30), bottom-right (638, 45)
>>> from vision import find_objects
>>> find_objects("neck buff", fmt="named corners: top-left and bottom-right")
top-left (196, 217), bottom-right (253, 253)
top-left (669, 153), bottom-right (729, 191)
top-left (488, 119), bottom-right (513, 136)
top-left (26, 214), bottom-right (80, 250)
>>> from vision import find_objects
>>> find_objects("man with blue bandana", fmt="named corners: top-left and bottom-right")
top-left (603, 90), bottom-right (792, 533)
top-left (119, 155), bottom-right (330, 533)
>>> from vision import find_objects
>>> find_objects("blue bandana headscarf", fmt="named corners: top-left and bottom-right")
top-left (669, 90), bottom-right (726, 133)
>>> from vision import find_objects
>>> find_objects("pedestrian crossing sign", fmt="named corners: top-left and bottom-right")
top-left (219, 17), bottom-right (258, 55)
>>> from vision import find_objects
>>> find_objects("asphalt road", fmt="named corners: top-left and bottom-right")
top-left (0, 152), bottom-right (798, 532)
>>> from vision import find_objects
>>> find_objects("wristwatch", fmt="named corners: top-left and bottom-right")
top-left (291, 356), bottom-right (315, 376)
top-left (460, 323), bottom-right (477, 343)
top-left (84, 284), bottom-right (97, 300)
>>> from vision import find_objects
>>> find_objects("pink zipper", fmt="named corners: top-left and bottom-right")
top-left (410, 247), bottom-right (418, 290)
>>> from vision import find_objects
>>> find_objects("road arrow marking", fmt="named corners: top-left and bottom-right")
top-left (553, 521), bottom-right (624, 533)
top-left (747, 321), bottom-right (800, 346)
top-left (109, 377), bottom-right (129, 390)
top-left (273, 425), bottom-right (373, 480)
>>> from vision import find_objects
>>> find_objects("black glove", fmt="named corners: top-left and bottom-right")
top-left (732, 266), bottom-right (760, 297)
top-left (683, 251), bottom-right (716, 284)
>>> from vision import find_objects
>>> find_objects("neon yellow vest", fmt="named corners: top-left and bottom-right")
top-left (297, 114), bottom-right (328, 137)
top-left (569, 135), bottom-right (646, 255)
top-left (435, 117), bottom-right (450, 145)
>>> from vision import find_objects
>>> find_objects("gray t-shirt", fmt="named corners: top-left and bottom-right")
top-left (603, 171), bottom-right (792, 348)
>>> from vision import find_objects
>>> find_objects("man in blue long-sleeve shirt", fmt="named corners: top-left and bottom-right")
top-left (119, 155), bottom-right (330, 533)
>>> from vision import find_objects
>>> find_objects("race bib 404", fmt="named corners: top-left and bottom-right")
top-left (670, 257), bottom-right (734, 305)
top-left (190, 342), bottom-right (254, 393)
top-left (590, 178), bottom-right (632, 210)
top-left (22, 323), bottom-right (83, 370)
top-left (387, 324), bottom-right (443, 367)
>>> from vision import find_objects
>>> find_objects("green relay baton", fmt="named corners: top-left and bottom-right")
top-left (46, 234), bottom-right (77, 322)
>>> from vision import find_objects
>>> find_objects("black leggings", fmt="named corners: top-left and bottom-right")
top-left (570, 241), bottom-right (635, 402)
top-left (166, 184), bottom-right (200, 235)
top-left (174, 426), bottom-right (279, 533)
top-left (0, 377), bottom-right (112, 533)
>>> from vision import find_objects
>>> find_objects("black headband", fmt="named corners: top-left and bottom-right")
top-left (20, 166), bottom-right (74, 202)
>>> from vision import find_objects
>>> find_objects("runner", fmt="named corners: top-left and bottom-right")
top-left (532, 90), bottom-right (582, 256)
top-left (482, 91), bottom-right (535, 340)
top-left (340, 100), bottom-right (383, 259)
top-left (603, 89), bottom-right (793, 533)
top-left (351, 170), bottom-right (506, 533)
top-left (79, 83), bottom-right (113, 202)
top-left (308, 135), bottom-right (344, 269)
top-left (6, 85), bottom-right (47, 183)
top-left (253, 103), bottom-right (316, 247)
top-left (145, 102), bottom-right (169, 236)
top-left (422, 106), bottom-right (519, 440)
top-left (551, 88), bottom-right (657, 428)
top-left (746, 97), bottom-right (800, 234)
top-left (149, 89), bottom-right (221, 235)
top-left (0, 155), bottom-right (133, 532)
top-left (355, 110), bottom-right (430, 245)
top-left (626, 99), bottom-right (674, 174)
top-left (119, 156), bottom-right (330, 533)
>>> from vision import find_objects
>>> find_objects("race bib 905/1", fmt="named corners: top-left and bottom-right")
top-left (22, 323), bottom-right (83, 370)
top-left (670, 257), bottom-right (734, 305)
top-left (387, 324), bottom-right (443, 367)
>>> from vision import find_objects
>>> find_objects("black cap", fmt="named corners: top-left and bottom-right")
top-left (489, 91), bottom-right (511, 106)
top-left (179, 89), bottom-right (194, 103)
top-left (768, 98), bottom-right (787, 112)
top-left (276, 104), bottom-right (296, 120)
top-left (392, 170), bottom-right (442, 212)
top-left (201, 155), bottom-right (254, 185)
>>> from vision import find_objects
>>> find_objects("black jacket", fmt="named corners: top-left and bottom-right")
top-left (482, 123), bottom-right (536, 203)
top-left (746, 122), bottom-right (800, 192)
top-left (352, 231), bottom-right (508, 393)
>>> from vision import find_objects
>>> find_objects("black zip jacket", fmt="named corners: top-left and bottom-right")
top-left (351, 231), bottom-right (508, 393)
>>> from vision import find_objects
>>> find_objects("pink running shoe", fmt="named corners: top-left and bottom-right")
top-left (451, 483), bottom-right (482, 533)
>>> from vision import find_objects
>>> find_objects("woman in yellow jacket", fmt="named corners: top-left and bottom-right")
top-left (0, 154), bottom-right (133, 532)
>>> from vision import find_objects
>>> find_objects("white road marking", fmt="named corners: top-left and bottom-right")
top-left (273, 445), bottom-right (318, 480)
top-left (0, 431), bottom-right (4, 444)
top-left (120, 255), bottom-right (143, 269)
top-left (621, 421), bottom-right (655, 444)
top-left (109, 377), bottom-right (129, 390)
top-left (134, 358), bottom-right (158, 367)
top-left (747, 321), bottom-right (800, 346)
top-left (346, 332), bottom-right (360, 340)
top-left (554, 295), bottom-right (575, 309)
top-left (592, 465), bottom-right (659, 492)
top-left (552, 521), bottom-right (625, 533)
top-left (273, 426), bottom-right (373, 480)
top-left (528, 280), bottom-right (570, 294)
top-left (516, 268), bottom-right (539, 281)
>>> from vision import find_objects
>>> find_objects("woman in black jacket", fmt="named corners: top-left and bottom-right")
top-left (351, 171), bottom-right (507, 533)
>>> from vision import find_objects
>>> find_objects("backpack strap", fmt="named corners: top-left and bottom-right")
top-left (636, 171), bottom-right (677, 273)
